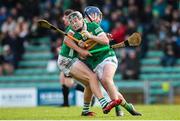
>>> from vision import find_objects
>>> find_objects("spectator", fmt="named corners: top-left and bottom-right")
top-left (52, 37), bottom-right (63, 60)
top-left (111, 19), bottom-right (127, 44)
top-left (174, 29), bottom-right (180, 58)
top-left (1, 15), bottom-right (16, 35)
top-left (120, 49), bottom-right (140, 80)
top-left (161, 38), bottom-right (177, 67)
top-left (15, 16), bottom-right (29, 39)
top-left (29, 16), bottom-right (39, 38)
top-left (0, 6), bottom-right (8, 25)
top-left (152, 0), bottom-right (167, 18)
top-left (0, 54), bottom-right (4, 76)
top-left (0, 45), bottom-right (14, 75)
top-left (128, 0), bottom-right (139, 21)
top-left (139, 5), bottom-right (153, 58)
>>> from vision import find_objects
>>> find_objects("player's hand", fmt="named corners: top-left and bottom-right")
top-left (81, 30), bottom-right (92, 39)
top-left (106, 33), bottom-right (113, 41)
top-left (78, 40), bottom-right (86, 48)
top-left (79, 49), bottom-right (92, 59)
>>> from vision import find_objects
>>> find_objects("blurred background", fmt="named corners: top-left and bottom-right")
top-left (0, 0), bottom-right (180, 107)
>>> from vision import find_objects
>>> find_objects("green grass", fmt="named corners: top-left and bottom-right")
top-left (0, 105), bottom-right (180, 120)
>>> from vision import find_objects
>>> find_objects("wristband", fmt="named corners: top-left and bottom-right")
top-left (124, 40), bottom-right (130, 46)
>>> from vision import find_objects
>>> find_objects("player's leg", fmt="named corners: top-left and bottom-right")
top-left (57, 56), bottom-right (118, 114)
top-left (74, 84), bottom-right (84, 92)
top-left (81, 85), bottom-right (96, 116)
top-left (101, 64), bottom-right (119, 100)
top-left (99, 59), bottom-right (124, 116)
top-left (61, 70), bottom-right (94, 116)
top-left (60, 73), bottom-right (84, 106)
top-left (94, 56), bottom-right (123, 115)
top-left (72, 76), bottom-right (94, 116)
top-left (97, 56), bottom-right (141, 115)
top-left (72, 76), bottom-right (95, 116)
top-left (60, 72), bottom-right (74, 106)
top-left (70, 60), bottom-right (119, 114)
top-left (70, 61), bottom-right (109, 108)
top-left (103, 65), bottom-right (141, 116)
top-left (102, 80), bottom-right (124, 116)
top-left (60, 73), bottom-right (69, 106)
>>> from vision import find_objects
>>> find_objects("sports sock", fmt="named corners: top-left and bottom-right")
top-left (122, 102), bottom-right (133, 112)
top-left (115, 105), bottom-right (121, 111)
top-left (115, 105), bottom-right (123, 116)
top-left (98, 97), bottom-right (108, 108)
top-left (82, 103), bottom-right (90, 113)
top-left (62, 85), bottom-right (69, 106)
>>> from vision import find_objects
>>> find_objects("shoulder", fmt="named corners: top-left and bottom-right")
top-left (87, 22), bottom-right (99, 28)
top-left (87, 22), bottom-right (103, 35)
top-left (87, 22), bottom-right (101, 32)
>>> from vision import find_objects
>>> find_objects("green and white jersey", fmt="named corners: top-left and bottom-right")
top-left (59, 19), bottom-right (88, 59)
top-left (59, 26), bottom-right (78, 59)
top-left (59, 20), bottom-right (116, 69)
top-left (63, 21), bottom-right (115, 69)
top-left (84, 22), bottom-right (116, 69)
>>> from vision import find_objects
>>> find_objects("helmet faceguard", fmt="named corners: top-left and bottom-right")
top-left (68, 11), bottom-right (84, 31)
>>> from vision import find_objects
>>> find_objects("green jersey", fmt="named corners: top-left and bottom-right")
top-left (60, 26), bottom-right (78, 59)
top-left (85, 22), bottom-right (116, 69)
top-left (64, 21), bottom-right (116, 69)
top-left (59, 19), bottom-right (89, 59)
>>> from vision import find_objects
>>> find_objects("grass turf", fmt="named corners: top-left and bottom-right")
top-left (0, 105), bottom-right (180, 120)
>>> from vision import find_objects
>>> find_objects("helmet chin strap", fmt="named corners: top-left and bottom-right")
top-left (85, 11), bottom-right (93, 22)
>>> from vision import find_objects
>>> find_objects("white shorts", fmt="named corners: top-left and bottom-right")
top-left (93, 56), bottom-right (118, 80)
top-left (57, 55), bottom-right (79, 76)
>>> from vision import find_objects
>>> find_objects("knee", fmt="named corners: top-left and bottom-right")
top-left (101, 76), bottom-right (114, 87)
top-left (101, 76), bottom-right (111, 84)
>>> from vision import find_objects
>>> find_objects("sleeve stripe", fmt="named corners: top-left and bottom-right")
top-left (97, 32), bottom-right (105, 36)
top-left (95, 27), bottom-right (102, 34)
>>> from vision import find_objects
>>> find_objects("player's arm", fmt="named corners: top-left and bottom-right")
top-left (82, 23), bottom-right (109, 45)
top-left (64, 36), bottom-right (92, 57)
top-left (63, 27), bottom-right (92, 57)
top-left (88, 32), bottom-right (109, 45)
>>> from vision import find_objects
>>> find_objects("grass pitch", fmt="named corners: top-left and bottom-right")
top-left (0, 105), bottom-right (180, 120)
